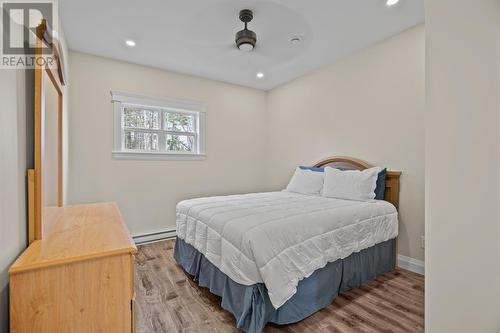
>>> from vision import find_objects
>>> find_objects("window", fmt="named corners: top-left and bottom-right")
top-left (111, 91), bottom-right (206, 160)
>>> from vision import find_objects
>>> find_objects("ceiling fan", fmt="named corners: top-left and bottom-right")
top-left (235, 9), bottom-right (257, 51)
top-left (183, 6), bottom-right (291, 65)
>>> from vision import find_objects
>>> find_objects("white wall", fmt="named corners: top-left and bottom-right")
top-left (425, 0), bottom-right (500, 332)
top-left (266, 25), bottom-right (425, 261)
top-left (0, 69), bottom-right (30, 332)
top-left (67, 52), bottom-right (268, 236)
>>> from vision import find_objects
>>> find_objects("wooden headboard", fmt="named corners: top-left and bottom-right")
top-left (314, 156), bottom-right (402, 209)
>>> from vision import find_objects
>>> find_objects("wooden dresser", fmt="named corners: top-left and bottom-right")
top-left (9, 202), bottom-right (137, 333)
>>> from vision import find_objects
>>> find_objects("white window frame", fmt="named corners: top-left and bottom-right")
top-left (111, 91), bottom-right (206, 160)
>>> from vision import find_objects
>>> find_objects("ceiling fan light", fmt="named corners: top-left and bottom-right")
top-left (238, 42), bottom-right (254, 52)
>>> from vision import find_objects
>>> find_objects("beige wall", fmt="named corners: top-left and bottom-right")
top-left (0, 69), bottom-right (31, 332)
top-left (425, 0), bottom-right (500, 331)
top-left (67, 52), bottom-right (268, 236)
top-left (0, 18), bottom-right (35, 332)
top-left (266, 26), bottom-right (425, 261)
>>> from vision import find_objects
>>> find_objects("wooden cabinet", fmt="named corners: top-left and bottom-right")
top-left (9, 203), bottom-right (137, 333)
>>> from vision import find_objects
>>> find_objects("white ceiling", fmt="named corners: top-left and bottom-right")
top-left (59, 0), bottom-right (424, 90)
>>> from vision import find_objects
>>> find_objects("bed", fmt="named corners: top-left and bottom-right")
top-left (174, 156), bottom-right (401, 332)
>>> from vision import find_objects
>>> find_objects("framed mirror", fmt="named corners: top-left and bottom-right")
top-left (29, 20), bottom-right (66, 243)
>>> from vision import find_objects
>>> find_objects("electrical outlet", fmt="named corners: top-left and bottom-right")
top-left (421, 235), bottom-right (425, 249)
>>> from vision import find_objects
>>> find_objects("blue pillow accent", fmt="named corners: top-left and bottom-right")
top-left (374, 168), bottom-right (387, 200)
top-left (299, 166), bottom-right (387, 199)
top-left (299, 166), bottom-right (325, 172)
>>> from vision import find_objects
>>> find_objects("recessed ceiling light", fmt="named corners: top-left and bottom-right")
top-left (125, 39), bottom-right (136, 47)
top-left (386, 0), bottom-right (399, 6)
top-left (256, 72), bottom-right (264, 79)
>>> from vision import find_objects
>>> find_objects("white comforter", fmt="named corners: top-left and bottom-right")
top-left (176, 191), bottom-right (398, 309)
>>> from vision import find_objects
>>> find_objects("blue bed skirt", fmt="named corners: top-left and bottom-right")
top-left (174, 238), bottom-right (394, 333)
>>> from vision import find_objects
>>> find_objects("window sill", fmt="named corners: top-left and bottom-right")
top-left (112, 151), bottom-right (206, 161)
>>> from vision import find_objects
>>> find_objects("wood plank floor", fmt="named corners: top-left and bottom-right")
top-left (135, 240), bottom-right (424, 333)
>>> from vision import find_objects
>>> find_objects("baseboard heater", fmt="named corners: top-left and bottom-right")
top-left (133, 229), bottom-right (177, 245)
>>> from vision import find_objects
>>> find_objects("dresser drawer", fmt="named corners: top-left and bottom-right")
top-left (9, 203), bottom-right (137, 333)
top-left (10, 254), bottom-right (134, 332)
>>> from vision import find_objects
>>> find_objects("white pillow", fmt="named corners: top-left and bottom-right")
top-left (323, 166), bottom-right (382, 201)
top-left (285, 168), bottom-right (324, 195)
